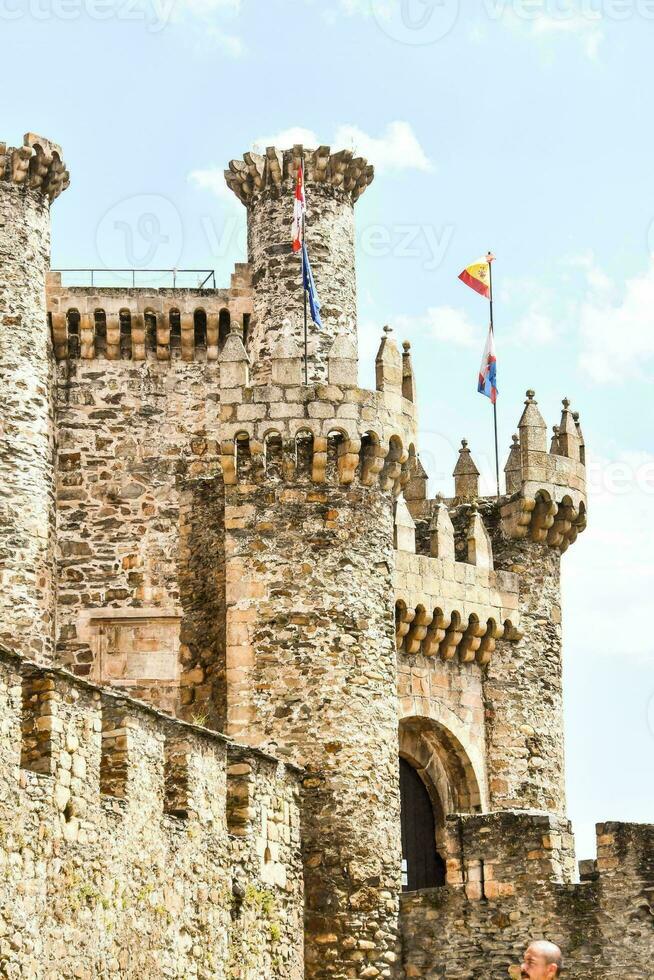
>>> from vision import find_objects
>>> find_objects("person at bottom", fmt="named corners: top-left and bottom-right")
top-left (520, 940), bottom-right (563, 979)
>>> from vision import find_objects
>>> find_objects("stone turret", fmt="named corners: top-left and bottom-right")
top-left (453, 439), bottom-right (480, 502)
top-left (225, 145), bottom-right (374, 382)
top-left (0, 133), bottom-right (69, 661)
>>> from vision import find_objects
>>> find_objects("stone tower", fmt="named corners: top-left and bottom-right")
top-left (0, 134), bottom-right (69, 661)
top-left (225, 145), bottom-right (374, 382)
top-left (0, 131), bottom-right (649, 980)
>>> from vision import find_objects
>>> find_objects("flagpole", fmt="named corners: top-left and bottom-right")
top-left (302, 158), bottom-right (309, 385)
top-left (488, 252), bottom-right (500, 499)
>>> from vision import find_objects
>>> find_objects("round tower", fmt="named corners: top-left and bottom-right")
top-left (0, 133), bottom-right (69, 660)
top-left (225, 145), bottom-right (374, 382)
top-left (218, 329), bottom-right (418, 977)
top-left (484, 392), bottom-right (587, 815)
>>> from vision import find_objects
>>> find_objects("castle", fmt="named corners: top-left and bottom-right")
top-left (0, 131), bottom-right (651, 979)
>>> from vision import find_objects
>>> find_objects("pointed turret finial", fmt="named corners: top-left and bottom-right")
top-left (572, 411), bottom-right (586, 465)
top-left (218, 332), bottom-right (250, 388)
top-left (453, 439), bottom-right (480, 502)
top-left (557, 397), bottom-right (581, 460)
top-left (394, 495), bottom-right (416, 553)
top-left (467, 503), bottom-right (494, 570)
top-left (429, 497), bottom-right (455, 560)
top-left (550, 424), bottom-right (561, 455)
top-left (403, 452), bottom-right (428, 508)
top-left (376, 325), bottom-right (402, 393)
top-left (518, 389), bottom-right (547, 455)
top-left (504, 433), bottom-right (522, 494)
top-left (401, 340), bottom-right (416, 402)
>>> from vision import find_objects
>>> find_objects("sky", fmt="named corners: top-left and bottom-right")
top-left (2, 0), bottom-right (653, 859)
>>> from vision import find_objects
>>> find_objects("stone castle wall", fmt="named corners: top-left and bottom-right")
top-left (0, 162), bottom-right (57, 660)
top-left (3, 130), bottom-right (652, 980)
top-left (54, 354), bottom-right (226, 725)
top-left (0, 644), bottom-right (304, 979)
top-left (400, 813), bottom-right (654, 979)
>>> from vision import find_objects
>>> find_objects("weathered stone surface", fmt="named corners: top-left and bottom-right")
top-left (0, 646), bottom-right (303, 978)
top-left (1, 128), bottom-right (650, 980)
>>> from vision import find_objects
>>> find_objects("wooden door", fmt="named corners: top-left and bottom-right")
top-left (400, 757), bottom-right (446, 891)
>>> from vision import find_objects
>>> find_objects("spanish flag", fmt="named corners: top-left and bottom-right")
top-left (458, 257), bottom-right (491, 298)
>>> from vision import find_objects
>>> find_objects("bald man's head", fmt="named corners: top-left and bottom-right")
top-left (521, 940), bottom-right (563, 978)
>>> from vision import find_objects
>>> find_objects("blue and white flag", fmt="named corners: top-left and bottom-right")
top-left (477, 324), bottom-right (498, 404)
top-left (302, 241), bottom-right (322, 329)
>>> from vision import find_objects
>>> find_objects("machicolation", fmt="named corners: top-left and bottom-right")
top-left (0, 131), bottom-right (651, 978)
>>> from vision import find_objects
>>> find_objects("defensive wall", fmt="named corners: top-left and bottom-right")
top-left (0, 643), bottom-right (304, 979)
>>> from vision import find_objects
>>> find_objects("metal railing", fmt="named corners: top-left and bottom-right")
top-left (52, 268), bottom-right (217, 289)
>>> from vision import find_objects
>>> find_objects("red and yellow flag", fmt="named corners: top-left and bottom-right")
top-left (458, 256), bottom-right (492, 298)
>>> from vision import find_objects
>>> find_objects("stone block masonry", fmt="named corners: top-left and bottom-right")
top-left (0, 644), bottom-right (304, 979)
top-left (2, 129), bottom-right (652, 979)
top-left (225, 146), bottom-right (374, 382)
top-left (400, 812), bottom-right (654, 979)
top-left (0, 134), bottom-right (69, 661)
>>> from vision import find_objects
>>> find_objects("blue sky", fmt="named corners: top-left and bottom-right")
top-left (2, 0), bottom-right (652, 858)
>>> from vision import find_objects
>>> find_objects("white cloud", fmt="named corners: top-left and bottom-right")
top-left (189, 165), bottom-right (239, 203)
top-left (392, 306), bottom-right (480, 347)
top-left (334, 122), bottom-right (433, 174)
top-left (500, 278), bottom-right (558, 347)
top-left (252, 127), bottom-right (320, 155)
top-left (512, 307), bottom-right (557, 346)
top-left (157, 0), bottom-right (244, 54)
top-left (531, 11), bottom-right (603, 60)
top-left (576, 256), bottom-right (654, 383)
top-left (476, 1), bottom-right (605, 61)
top-left (252, 121), bottom-right (433, 175)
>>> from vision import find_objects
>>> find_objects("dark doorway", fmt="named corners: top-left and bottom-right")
top-left (400, 757), bottom-right (446, 891)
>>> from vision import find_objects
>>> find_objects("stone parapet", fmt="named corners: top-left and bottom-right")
top-left (400, 814), bottom-right (654, 979)
top-left (0, 643), bottom-right (304, 978)
top-left (393, 550), bottom-right (520, 665)
top-left (0, 133), bottom-right (69, 202)
top-left (46, 263), bottom-right (253, 362)
top-left (225, 145), bottom-right (374, 205)
top-left (502, 391), bottom-right (587, 552)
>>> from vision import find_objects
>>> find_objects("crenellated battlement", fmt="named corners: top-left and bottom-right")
top-left (47, 265), bottom-right (253, 362)
top-left (498, 390), bottom-right (587, 551)
top-left (225, 144), bottom-right (374, 205)
top-left (406, 390), bottom-right (587, 558)
top-left (4, 126), bottom-right (650, 980)
top-left (0, 133), bottom-right (69, 202)
top-left (0, 641), bottom-right (304, 976)
top-left (0, 641), bottom-right (301, 830)
top-left (401, 814), bottom-right (654, 978)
